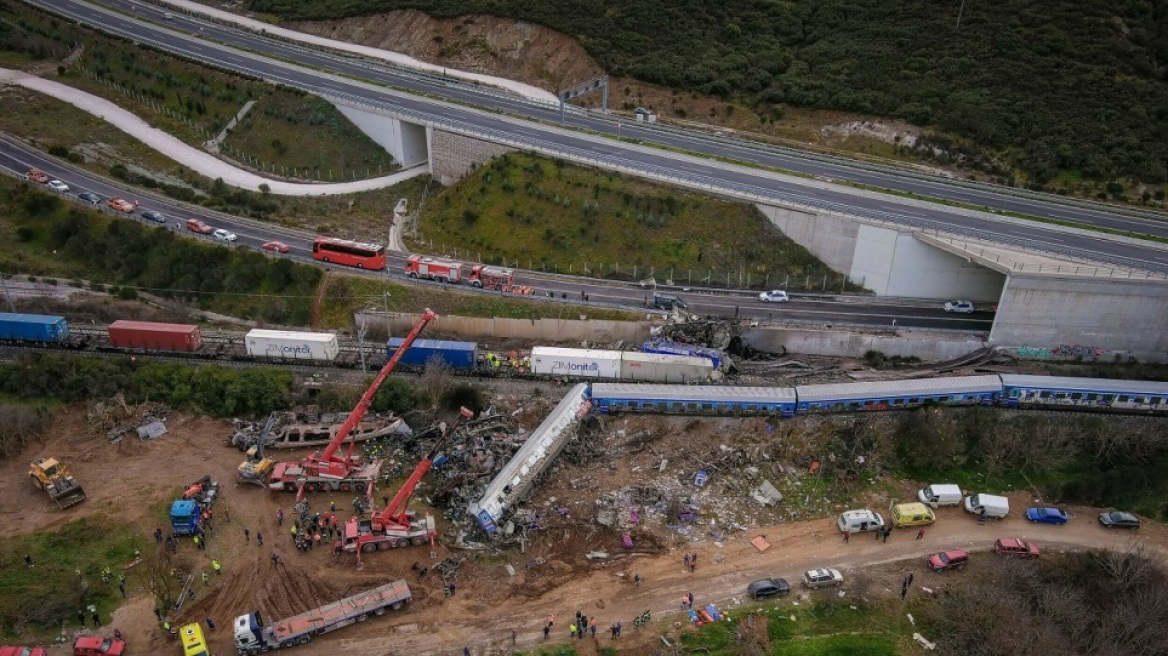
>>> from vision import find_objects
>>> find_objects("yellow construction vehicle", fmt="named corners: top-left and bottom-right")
top-left (29, 457), bottom-right (87, 509)
top-left (237, 413), bottom-right (276, 486)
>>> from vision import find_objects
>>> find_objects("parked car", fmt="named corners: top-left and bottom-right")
top-left (185, 218), bottom-right (213, 234)
top-left (801, 568), bottom-right (844, 589)
top-left (262, 240), bottom-right (290, 253)
top-left (759, 290), bottom-right (790, 303)
top-left (747, 577), bottom-right (791, 599)
top-left (77, 192), bottom-right (102, 205)
top-left (837, 509), bottom-right (885, 533)
top-left (106, 197), bottom-right (135, 213)
top-left (650, 293), bottom-right (687, 311)
top-left (928, 549), bottom-right (969, 573)
top-left (47, 179), bottom-right (69, 192)
top-left (26, 169), bottom-right (49, 184)
top-left (944, 299), bottom-right (975, 313)
top-left (141, 210), bottom-right (167, 224)
top-left (0, 646), bottom-right (48, 656)
top-left (1026, 506), bottom-right (1069, 525)
top-left (993, 538), bottom-right (1040, 558)
top-left (212, 228), bottom-right (238, 242)
top-left (1098, 510), bottom-right (1141, 529)
top-left (72, 635), bottom-right (125, 656)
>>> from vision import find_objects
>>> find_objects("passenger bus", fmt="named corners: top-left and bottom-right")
top-left (312, 237), bottom-right (387, 270)
top-left (180, 623), bottom-right (209, 656)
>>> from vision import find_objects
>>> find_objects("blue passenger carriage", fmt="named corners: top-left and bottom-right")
top-left (794, 376), bottom-right (1002, 413)
top-left (591, 383), bottom-right (797, 417)
top-left (999, 374), bottom-right (1168, 414)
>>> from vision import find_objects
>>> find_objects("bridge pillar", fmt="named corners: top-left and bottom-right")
top-left (333, 103), bottom-right (429, 168)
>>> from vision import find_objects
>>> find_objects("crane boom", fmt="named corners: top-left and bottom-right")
top-left (372, 407), bottom-right (473, 532)
top-left (319, 309), bottom-right (437, 464)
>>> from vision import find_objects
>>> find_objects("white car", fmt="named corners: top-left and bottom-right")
top-left (802, 568), bottom-right (844, 589)
top-left (759, 290), bottom-right (790, 303)
top-left (48, 179), bottom-right (70, 192)
top-left (212, 228), bottom-right (237, 242)
top-left (944, 300), bottom-right (975, 313)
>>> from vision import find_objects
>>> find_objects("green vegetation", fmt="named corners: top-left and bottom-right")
top-left (892, 408), bottom-right (1168, 520)
top-left (224, 94), bottom-right (396, 177)
top-left (248, 0), bottom-right (1168, 198)
top-left (0, 0), bottom-right (394, 186)
top-left (316, 274), bottom-right (638, 330)
top-left (414, 153), bottom-right (854, 290)
top-left (0, 517), bottom-right (143, 639)
top-left (2, 180), bottom-right (322, 324)
top-left (0, 355), bottom-right (295, 416)
top-left (679, 600), bottom-right (899, 655)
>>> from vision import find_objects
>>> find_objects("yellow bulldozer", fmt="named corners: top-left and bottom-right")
top-left (29, 457), bottom-right (87, 509)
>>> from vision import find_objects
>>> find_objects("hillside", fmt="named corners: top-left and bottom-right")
top-left (244, 0), bottom-right (1168, 199)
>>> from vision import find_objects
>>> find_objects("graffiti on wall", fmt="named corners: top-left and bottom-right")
top-left (1016, 344), bottom-right (1103, 359)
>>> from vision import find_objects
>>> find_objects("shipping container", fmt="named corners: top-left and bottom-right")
top-left (386, 338), bottom-right (477, 370)
top-left (530, 347), bottom-right (621, 379)
top-left (0, 313), bottom-right (69, 343)
top-left (619, 352), bottom-right (714, 383)
top-left (245, 330), bottom-right (339, 361)
top-left (641, 340), bottom-right (727, 371)
top-left (108, 320), bottom-right (202, 352)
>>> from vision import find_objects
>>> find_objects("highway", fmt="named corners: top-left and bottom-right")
top-left (35, 0), bottom-right (1168, 275)
top-left (0, 137), bottom-right (994, 331)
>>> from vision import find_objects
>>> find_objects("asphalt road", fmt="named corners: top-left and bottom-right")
top-left (36, 0), bottom-right (1168, 275)
top-left (1, 138), bottom-right (994, 331)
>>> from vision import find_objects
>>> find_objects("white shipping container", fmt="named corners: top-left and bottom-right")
top-left (246, 329), bottom-right (339, 361)
top-left (620, 352), bottom-right (713, 383)
top-left (530, 347), bottom-right (620, 379)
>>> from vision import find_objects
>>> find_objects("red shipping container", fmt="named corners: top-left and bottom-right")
top-left (108, 320), bottom-right (202, 352)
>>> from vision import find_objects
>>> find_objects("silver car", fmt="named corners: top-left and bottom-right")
top-left (212, 228), bottom-right (237, 242)
top-left (802, 568), bottom-right (844, 589)
top-left (944, 300), bottom-right (975, 313)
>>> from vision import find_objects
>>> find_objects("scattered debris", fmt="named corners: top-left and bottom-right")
top-left (751, 536), bottom-right (772, 552)
top-left (750, 480), bottom-right (784, 507)
top-left (229, 407), bottom-right (412, 450)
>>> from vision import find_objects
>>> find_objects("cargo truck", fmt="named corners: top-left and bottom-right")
top-left (233, 579), bottom-right (411, 654)
top-left (170, 476), bottom-right (220, 536)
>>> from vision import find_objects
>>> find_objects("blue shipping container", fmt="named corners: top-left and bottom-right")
top-left (0, 313), bottom-right (70, 343)
top-left (387, 338), bottom-right (477, 370)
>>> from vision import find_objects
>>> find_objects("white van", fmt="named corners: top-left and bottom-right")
top-left (918, 484), bottom-right (963, 508)
top-left (964, 493), bottom-right (1010, 519)
top-left (837, 509), bottom-right (885, 533)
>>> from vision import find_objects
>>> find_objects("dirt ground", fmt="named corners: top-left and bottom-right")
top-left (6, 394), bottom-right (1168, 656)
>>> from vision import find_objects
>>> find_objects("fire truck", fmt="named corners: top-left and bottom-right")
top-left (267, 310), bottom-right (436, 496)
top-left (404, 255), bottom-right (463, 283)
top-left (468, 264), bottom-right (514, 289)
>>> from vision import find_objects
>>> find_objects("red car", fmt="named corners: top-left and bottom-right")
top-left (0, 646), bottom-right (48, 656)
top-left (994, 537), bottom-right (1040, 559)
top-left (72, 636), bottom-right (125, 656)
top-left (262, 241), bottom-right (290, 253)
top-left (185, 218), bottom-right (213, 234)
top-left (927, 549), bottom-right (969, 572)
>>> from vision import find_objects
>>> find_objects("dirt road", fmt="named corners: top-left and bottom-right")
top-left (263, 502), bottom-right (1162, 656)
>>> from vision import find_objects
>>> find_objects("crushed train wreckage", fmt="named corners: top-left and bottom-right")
top-left (229, 407), bottom-right (412, 450)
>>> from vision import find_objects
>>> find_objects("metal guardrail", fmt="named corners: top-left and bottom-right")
top-left (27, 0), bottom-right (1168, 276)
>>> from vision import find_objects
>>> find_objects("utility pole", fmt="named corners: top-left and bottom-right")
top-left (384, 292), bottom-right (392, 339)
top-left (0, 272), bottom-right (16, 312)
top-left (357, 312), bottom-right (369, 375)
top-left (957, 0), bottom-right (967, 27)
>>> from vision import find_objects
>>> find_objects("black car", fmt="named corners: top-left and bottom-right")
top-left (141, 210), bottom-right (167, 224)
top-left (1098, 510), bottom-right (1141, 529)
top-left (77, 191), bottom-right (102, 205)
top-left (747, 577), bottom-right (790, 600)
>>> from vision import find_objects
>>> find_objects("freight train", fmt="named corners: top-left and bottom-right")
top-left (0, 313), bottom-right (722, 382)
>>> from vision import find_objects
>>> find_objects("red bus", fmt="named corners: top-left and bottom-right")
top-left (312, 237), bottom-right (387, 270)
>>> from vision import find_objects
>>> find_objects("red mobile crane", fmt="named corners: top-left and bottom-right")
top-left (341, 407), bottom-right (474, 559)
top-left (267, 310), bottom-right (438, 497)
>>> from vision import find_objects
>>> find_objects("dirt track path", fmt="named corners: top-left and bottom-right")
top-left (292, 503), bottom-right (1165, 655)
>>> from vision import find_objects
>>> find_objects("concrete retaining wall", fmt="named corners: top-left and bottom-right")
top-left (991, 275), bottom-right (1168, 363)
top-left (368, 312), bottom-right (986, 362)
top-left (334, 104), bottom-right (428, 168)
top-left (429, 130), bottom-right (517, 185)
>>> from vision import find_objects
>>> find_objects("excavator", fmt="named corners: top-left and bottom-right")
top-left (266, 310), bottom-right (437, 498)
top-left (341, 406), bottom-right (475, 562)
top-left (29, 457), bottom-right (86, 509)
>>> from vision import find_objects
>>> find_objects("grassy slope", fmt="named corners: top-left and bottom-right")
top-left (246, 0), bottom-right (1168, 195)
top-left (412, 153), bottom-right (853, 290)
top-left (0, 0), bottom-right (394, 180)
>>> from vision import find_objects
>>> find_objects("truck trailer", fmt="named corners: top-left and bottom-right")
top-left (233, 579), bottom-right (411, 654)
